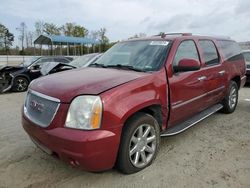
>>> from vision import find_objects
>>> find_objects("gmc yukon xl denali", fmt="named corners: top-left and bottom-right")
top-left (22, 33), bottom-right (246, 174)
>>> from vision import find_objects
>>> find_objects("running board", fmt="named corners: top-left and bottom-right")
top-left (161, 104), bottom-right (223, 137)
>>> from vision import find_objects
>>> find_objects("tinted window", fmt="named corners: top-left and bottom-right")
top-left (217, 40), bottom-right (243, 62)
top-left (199, 40), bottom-right (219, 65)
top-left (34, 58), bottom-right (52, 66)
top-left (243, 52), bottom-right (250, 64)
top-left (54, 58), bottom-right (70, 63)
top-left (173, 40), bottom-right (199, 67)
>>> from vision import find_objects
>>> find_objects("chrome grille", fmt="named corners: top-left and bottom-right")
top-left (24, 90), bottom-right (60, 128)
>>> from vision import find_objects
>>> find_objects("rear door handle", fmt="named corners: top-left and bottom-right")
top-left (198, 76), bottom-right (207, 81)
top-left (218, 70), bottom-right (225, 76)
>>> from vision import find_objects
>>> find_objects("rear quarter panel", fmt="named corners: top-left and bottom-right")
top-left (214, 39), bottom-right (246, 89)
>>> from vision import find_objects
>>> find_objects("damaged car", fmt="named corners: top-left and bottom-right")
top-left (40, 53), bottom-right (102, 76)
top-left (0, 56), bottom-right (73, 93)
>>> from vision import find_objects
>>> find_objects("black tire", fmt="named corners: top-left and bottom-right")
top-left (221, 81), bottom-right (238, 114)
top-left (116, 112), bottom-right (160, 174)
top-left (12, 77), bottom-right (29, 92)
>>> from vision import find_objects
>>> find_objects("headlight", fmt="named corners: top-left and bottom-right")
top-left (65, 96), bottom-right (102, 130)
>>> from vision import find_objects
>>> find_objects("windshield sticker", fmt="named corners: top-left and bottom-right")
top-left (149, 41), bottom-right (169, 46)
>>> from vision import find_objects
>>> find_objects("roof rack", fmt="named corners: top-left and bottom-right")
top-left (155, 33), bottom-right (192, 38)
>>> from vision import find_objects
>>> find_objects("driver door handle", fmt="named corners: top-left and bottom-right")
top-left (198, 76), bottom-right (207, 81)
top-left (219, 70), bottom-right (225, 76)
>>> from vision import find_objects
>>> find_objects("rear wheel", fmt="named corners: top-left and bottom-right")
top-left (116, 112), bottom-right (160, 174)
top-left (12, 77), bottom-right (29, 92)
top-left (221, 81), bottom-right (238, 114)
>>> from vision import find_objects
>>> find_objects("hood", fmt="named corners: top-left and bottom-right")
top-left (0, 65), bottom-right (24, 73)
top-left (30, 67), bottom-right (148, 102)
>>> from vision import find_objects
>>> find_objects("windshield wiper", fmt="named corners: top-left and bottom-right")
top-left (106, 64), bottom-right (144, 72)
top-left (89, 63), bottom-right (107, 68)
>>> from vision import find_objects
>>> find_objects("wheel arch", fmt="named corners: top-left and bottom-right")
top-left (231, 75), bottom-right (240, 90)
top-left (121, 104), bottom-right (164, 132)
top-left (11, 74), bottom-right (30, 91)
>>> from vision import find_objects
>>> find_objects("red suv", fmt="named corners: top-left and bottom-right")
top-left (22, 33), bottom-right (246, 174)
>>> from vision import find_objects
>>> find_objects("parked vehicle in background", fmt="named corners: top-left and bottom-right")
top-left (242, 50), bottom-right (250, 83)
top-left (0, 56), bottom-right (73, 93)
top-left (22, 33), bottom-right (246, 174)
top-left (41, 53), bottom-right (102, 75)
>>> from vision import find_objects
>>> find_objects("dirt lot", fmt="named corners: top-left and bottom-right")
top-left (0, 87), bottom-right (249, 188)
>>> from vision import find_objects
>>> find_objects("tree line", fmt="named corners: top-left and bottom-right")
top-left (0, 21), bottom-right (111, 55)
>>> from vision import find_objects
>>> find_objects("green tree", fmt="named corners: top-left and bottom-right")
top-left (61, 22), bottom-right (75, 36)
top-left (73, 25), bottom-right (88, 37)
top-left (0, 24), bottom-right (14, 53)
top-left (43, 23), bottom-right (61, 35)
top-left (98, 28), bottom-right (109, 52)
top-left (61, 23), bottom-right (88, 37)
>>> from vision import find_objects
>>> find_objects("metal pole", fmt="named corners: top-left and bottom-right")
top-left (6, 53), bottom-right (8, 65)
top-left (60, 42), bottom-right (62, 55)
top-left (74, 43), bottom-right (76, 56)
top-left (81, 44), bottom-right (83, 55)
top-left (51, 41), bottom-right (54, 56)
top-left (33, 44), bottom-right (36, 56)
top-left (67, 43), bottom-right (69, 56)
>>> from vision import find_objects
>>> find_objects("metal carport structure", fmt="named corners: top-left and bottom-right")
top-left (34, 35), bottom-right (100, 55)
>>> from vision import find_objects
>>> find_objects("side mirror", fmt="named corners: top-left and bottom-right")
top-left (31, 65), bottom-right (40, 70)
top-left (176, 58), bottom-right (200, 72)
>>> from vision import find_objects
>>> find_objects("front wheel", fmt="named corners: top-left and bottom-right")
top-left (116, 112), bottom-right (160, 174)
top-left (221, 81), bottom-right (238, 114)
top-left (12, 77), bottom-right (29, 92)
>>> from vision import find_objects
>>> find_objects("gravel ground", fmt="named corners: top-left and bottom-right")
top-left (0, 87), bottom-right (249, 188)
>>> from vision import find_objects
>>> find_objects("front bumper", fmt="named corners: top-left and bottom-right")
top-left (22, 112), bottom-right (122, 172)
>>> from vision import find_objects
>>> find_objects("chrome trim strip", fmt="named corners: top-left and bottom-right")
top-left (172, 86), bottom-right (225, 109)
top-left (161, 105), bottom-right (223, 136)
top-left (29, 90), bottom-right (60, 103)
top-left (172, 93), bottom-right (206, 109)
top-left (241, 76), bottom-right (247, 80)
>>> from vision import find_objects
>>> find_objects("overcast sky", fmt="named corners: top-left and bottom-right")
top-left (0, 0), bottom-right (249, 46)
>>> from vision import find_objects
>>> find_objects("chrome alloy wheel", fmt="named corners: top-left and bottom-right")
top-left (129, 124), bottom-right (156, 168)
top-left (16, 78), bottom-right (28, 91)
top-left (229, 86), bottom-right (237, 109)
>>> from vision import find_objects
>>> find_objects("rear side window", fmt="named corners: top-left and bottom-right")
top-left (243, 52), bottom-right (250, 62)
top-left (199, 40), bottom-right (220, 66)
top-left (173, 40), bottom-right (199, 67)
top-left (35, 58), bottom-right (52, 66)
top-left (54, 58), bottom-right (70, 63)
top-left (217, 40), bottom-right (243, 62)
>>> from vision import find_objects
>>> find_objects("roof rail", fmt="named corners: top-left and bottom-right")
top-left (155, 33), bottom-right (192, 38)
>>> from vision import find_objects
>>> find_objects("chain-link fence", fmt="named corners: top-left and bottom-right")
top-left (0, 55), bottom-right (36, 67)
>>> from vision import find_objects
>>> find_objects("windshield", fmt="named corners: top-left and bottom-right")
top-left (93, 40), bottom-right (170, 72)
top-left (243, 52), bottom-right (250, 65)
top-left (69, 54), bottom-right (99, 68)
top-left (21, 57), bottom-right (39, 67)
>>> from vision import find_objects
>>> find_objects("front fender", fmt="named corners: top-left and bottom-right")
top-left (101, 69), bottom-right (168, 130)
